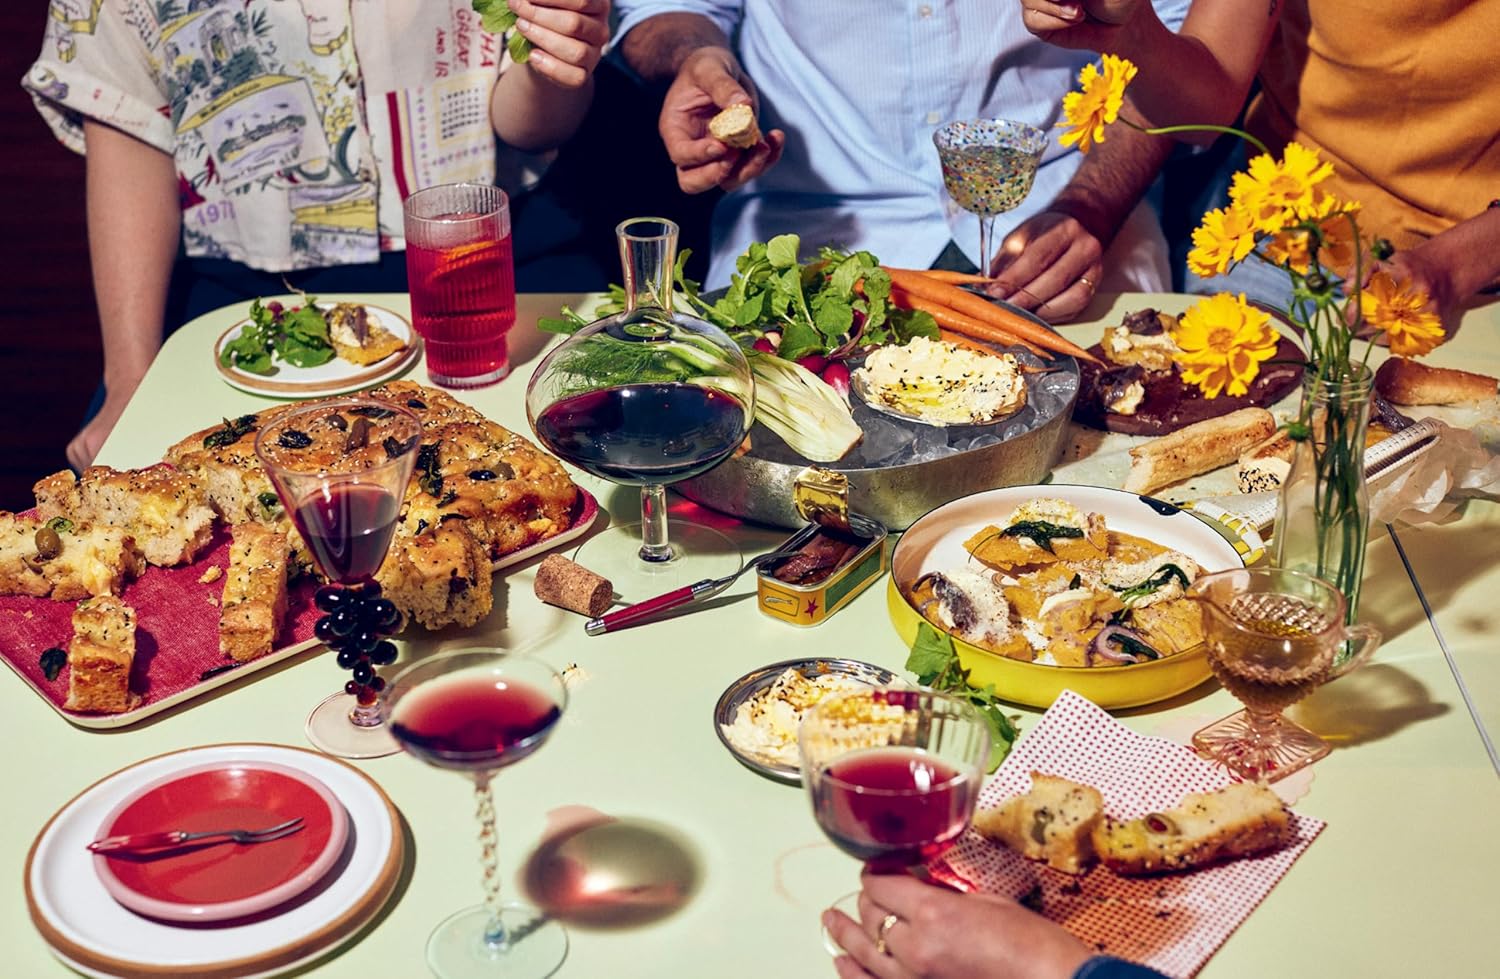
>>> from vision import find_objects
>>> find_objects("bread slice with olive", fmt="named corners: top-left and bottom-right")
top-left (34, 465), bottom-right (216, 568)
top-left (973, 772), bottom-right (1104, 875)
top-left (1092, 781), bottom-right (1292, 875)
top-left (0, 512), bottom-right (140, 600)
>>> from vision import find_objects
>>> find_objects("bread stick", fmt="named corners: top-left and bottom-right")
top-left (1124, 407), bottom-right (1277, 495)
top-left (1375, 357), bottom-right (1497, 405)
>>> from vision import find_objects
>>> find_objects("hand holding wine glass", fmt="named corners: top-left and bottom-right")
top-left (385, 648), bottom-right (570, 978)
top-left (255, 398), bottom-right (420, 759)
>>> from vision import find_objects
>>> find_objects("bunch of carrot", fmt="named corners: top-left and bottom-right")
top-left (881, 267), bottom-right (1099, 364)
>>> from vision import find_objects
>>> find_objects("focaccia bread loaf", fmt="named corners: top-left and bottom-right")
top-left (1375, 357), bottom-right (1497, 405)
top-left (1124, 407), bottom-right (1277, 495)
top-left (1092, 781), bottom-right (1291, 875)
top-left (973, 772), bottom-right (1104, 875)
top-left (65, 595), bottom-right (139, 713)
top-left (0, 512), bottom-right (140, 600)
top-left (34, 465), bottom-right (216, 568)
top-left (219, 523), bottom-right (290, 662)
top-left (375, 522), bottom-right (493, 629)
top-left (708, 103), bottom-right (760, 149)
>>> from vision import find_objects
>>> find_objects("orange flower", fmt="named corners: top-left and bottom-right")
top-left (1229, 142), bottom-right (1335, 233)
top-left (1187, 205), bottom-right (1258, 278)
top-left (1262, 229), bottom-right (1312, 274)
top-left (1059, 55), bottom-right (1138, 154)
top-left (1361, 271), bottom-right (1444, 356)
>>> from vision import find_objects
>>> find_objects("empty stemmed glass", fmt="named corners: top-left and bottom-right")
top-left (384, 648), bottom-right (570, 978)
top-left (1189, 567), bottom-right (1381, 781)
top-left (525, 217), bottom-right (755, 599)
top-left (933, 119), bottom-right (1048, 277)
top-left (799, 687), bottom-right (990, 953)
top-left (255, 397), bottom-right (420, 759)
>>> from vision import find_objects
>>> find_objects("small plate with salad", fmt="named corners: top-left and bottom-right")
top-left (213, 297), bottom-right (422, 398)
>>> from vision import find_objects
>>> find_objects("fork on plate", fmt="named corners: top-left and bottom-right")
top-left (86, 817), bottom-right (305, 854)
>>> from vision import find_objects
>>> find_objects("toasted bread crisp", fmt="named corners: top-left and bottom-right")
top-left (219, 523), bottom-right (289, 662)
top-left (35, 464), bottom-right (216, 568)
top-left (327, 303), bottom-right (407, 366)
top-left (1093, 782), bottom-right (1291, 875)
top-left (708, 103), bottom-right (760, 148)
top-left (65, 596), bottom-right (138, 713)
top-left (974, 773), bottom-right (1104, 875)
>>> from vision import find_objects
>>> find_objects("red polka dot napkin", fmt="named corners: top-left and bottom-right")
top-left (937, 690), bottom-right (1324, 977)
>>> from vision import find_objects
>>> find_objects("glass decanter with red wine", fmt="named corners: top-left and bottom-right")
top-left (799, 687), bottom-right (989, 953)
top-left (384, 648), bottom-right (569, 979)
top-left (255, 397), bottom-right (421, 759)
top-left (525, 217), bottom-right (755, 600)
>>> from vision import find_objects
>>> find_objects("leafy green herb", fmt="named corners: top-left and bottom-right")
top-left (998, 520), bottom-right (1085, 555)
top-left (437, 488), bottom-right (459, 508)
top-left (45, 516), bottom-right (73, 535)
top-left (1103, 631), bottom-right (1161, 661)
top-left (472, 0), bottom-right (530, 63)
top-left (1111, 563), bottom-right (1191, 604)
top-left (906, 622), bottom-right (1019, 772)
top-left (40, 647), bottom-right (67, 682)
top-left (203, 414), bottom-right (259, 449)
top-left (256, 491), bottom-right (283, 517)
top-left (415, 443), bottom-right (443, 498)
top-left (218, 297), bottom-right (336, 375)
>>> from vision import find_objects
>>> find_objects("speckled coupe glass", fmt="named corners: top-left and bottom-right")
top-left (933, 119), bottom-right (1048, 277)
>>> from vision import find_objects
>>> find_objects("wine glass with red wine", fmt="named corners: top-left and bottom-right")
top-left (525, 217), bottom-right (755, 600)
top-left (255, 397), bottom-right (421, 759)
top-left (799, 687), bottom-right (990, 954)
top-left (384, 648), bottom-right (569, 979)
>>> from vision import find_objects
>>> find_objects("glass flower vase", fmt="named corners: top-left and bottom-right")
top-left (1273, 365), bottom-right (1373, 629)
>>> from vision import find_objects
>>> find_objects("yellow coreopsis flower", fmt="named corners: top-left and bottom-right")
top-left (1187, 205), bottom-right (1258, 278)
top-left (1315, 209), bottom-right (1361, 277)
top-left (1229, 142), bottom-right (1336, 233)
top-left (1172, 293), bottom-right (1281, 398)
top-left (1058, 55), bottom-right (1138, 154)
top-left (1361, 271), bottom-right (1444, 356)
top-left (1262, 229), bottom-right (1312, 274)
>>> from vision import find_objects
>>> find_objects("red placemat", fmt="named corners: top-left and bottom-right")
top-left (0, 527), bottom-right (322, 717)
top-left (937, 690), bottom-right (1324, 978)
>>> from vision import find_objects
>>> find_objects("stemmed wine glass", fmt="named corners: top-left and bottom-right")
top-left (933, 119), bottom-right (1048, 278)
top-left (255, 397), bottom-right (420, 759)
top-left (1189, 567), bottom-right (1381, 782)
top-left (525, 217), bottom-right (755, 599)
top-left (799, 687), bottom-right (990, 954)
top-left (384, 648), bottom-right (569, 979)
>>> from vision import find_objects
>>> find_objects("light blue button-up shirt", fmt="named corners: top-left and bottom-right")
top-left (615, 0), bottom-right (1188, 287)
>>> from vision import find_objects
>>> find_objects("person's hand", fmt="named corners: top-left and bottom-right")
top-left (987, 209), bottom-right (1105, 323)
top-left (1019, 0), bottom-right (1141, 48)
top-left (822, 872), bottom-right (1092, 979)
top-left (509, 0), bottom-right (611, 88)
top-left (67, 392), bottom-right (130, 471)
top-left (658, 47), bottom-right (786, 194)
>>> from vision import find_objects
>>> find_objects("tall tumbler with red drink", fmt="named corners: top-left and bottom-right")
top-left (403, 183), bottom-right (517, 388)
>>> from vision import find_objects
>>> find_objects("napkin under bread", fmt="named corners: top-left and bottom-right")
top-left (934, 691), bottom-right (1324, 978)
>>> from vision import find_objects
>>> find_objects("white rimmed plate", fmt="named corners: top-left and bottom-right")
top-left (26, 744), bottom-right (403, 978)
top-left (213, 303), bottom-right (422, 398)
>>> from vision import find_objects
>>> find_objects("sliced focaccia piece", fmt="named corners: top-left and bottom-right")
top-left (34, 464), bottom-right (216, 567)
top-left (0, 512), bottom-right (140, 600)
top-left (375, 522), bottom-right (492, 630)
top-left (326, 303), bottom-right (407, 366)
top-left (974, 772), bottom-right (1104, 875)
top-left (64, 595), bottom-right (138, 713)
top-left (966, 498), bottom-right (1109, 570)
top-left (164, 408), bottom-right (288, 526)
top-left (218, 523), bottom-right (290, 662)
top-left (1093, 781), bottom-right (1292, 875)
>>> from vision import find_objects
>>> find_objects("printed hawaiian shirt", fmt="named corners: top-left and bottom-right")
top-left (25, 0), bottom-right (515, 272)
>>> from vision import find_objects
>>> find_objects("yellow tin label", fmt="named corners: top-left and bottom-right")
top-left (757, 537), bottom-right (888, 627)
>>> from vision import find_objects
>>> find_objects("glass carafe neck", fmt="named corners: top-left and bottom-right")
top-left (618, 217), bottom-right (680, 314)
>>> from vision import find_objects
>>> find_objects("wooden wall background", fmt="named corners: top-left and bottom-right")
top-left (0, 5), bottom-right (98, 509)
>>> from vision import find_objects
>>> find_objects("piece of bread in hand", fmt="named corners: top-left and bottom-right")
top-left (1236, 428), bottom-right (1295, 493)
top-left (65, 595), bottom-right (139, 713)
top-left (1092, 781), bottom-right (1292, 875)
top-left (708, 103), bottom-right (761, 149)
top-left (973, 772), bottom-right (1104, 874)
top-left (219, 523), bottom-right (289, 662)
top-left (1375, 357), bottom-right (1497, 405)
top-left (1124, 407), bottom-right (1277, 496)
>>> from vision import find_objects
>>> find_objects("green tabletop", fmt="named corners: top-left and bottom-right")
top-left (2, 293), bottom-right (1496, 978)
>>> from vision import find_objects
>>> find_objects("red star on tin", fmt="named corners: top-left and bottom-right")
top-left (805, 598), bottom-right (819, 616)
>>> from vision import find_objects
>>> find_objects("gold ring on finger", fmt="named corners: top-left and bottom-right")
top-left (875, 912), bottom-right (900, 956)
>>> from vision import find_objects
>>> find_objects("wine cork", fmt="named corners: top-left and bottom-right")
top-left (533, 554), bottom-right (613, 617)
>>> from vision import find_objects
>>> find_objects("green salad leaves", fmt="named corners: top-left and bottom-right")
top-left (906, 622), bottom-right (1020, 772)
top-left (472, 0), bottom-right (532, 64)
top-left (218, 298), bottom-right (336, 376)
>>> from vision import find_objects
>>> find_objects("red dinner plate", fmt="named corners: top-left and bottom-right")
top-left (92, 761), bottom-right (348, 922)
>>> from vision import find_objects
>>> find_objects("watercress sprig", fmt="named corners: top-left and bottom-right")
top-left (905, 622), bottom-right (1020, 772)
